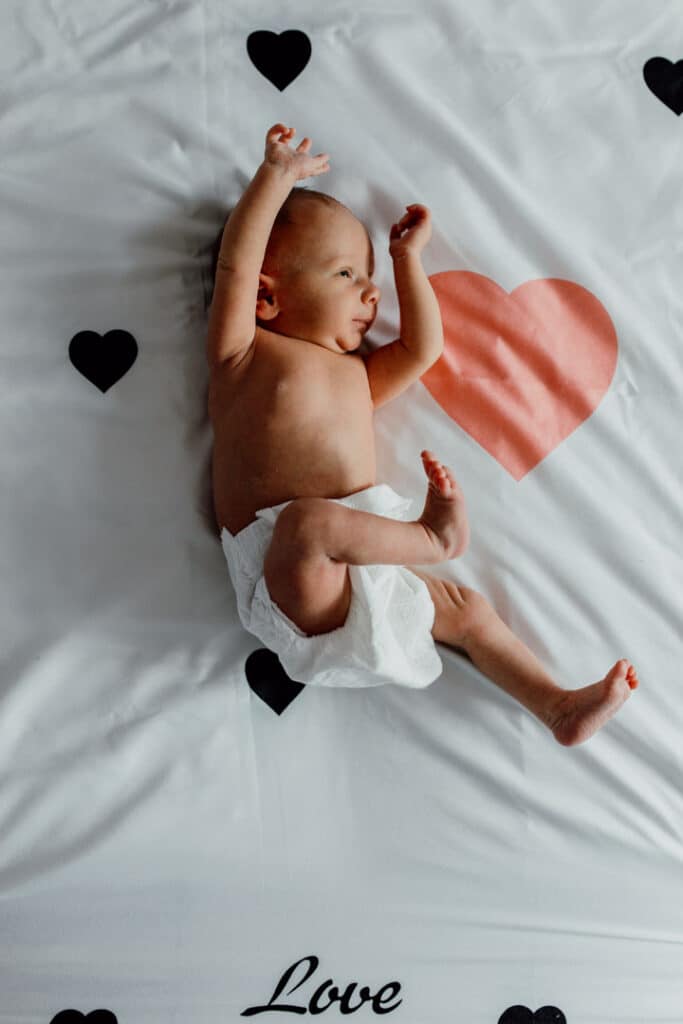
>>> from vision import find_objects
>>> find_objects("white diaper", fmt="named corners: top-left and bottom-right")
top-left (220, 483), bottom-right (443, 689)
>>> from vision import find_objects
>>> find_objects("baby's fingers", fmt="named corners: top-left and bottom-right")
top-left (309, 155), bottom-right (331, 176)
top-left (267, 123), bottom-right (292, 142)
top-left (400, 204), bottom-right (427, 223)
top-left (296, 138), bottom-right (330, 165)
top-left (305, 147), bottom-right (331, 166)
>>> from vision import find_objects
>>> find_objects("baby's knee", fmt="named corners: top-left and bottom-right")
top-left (446, 583), bottom-right (494, 639)
top-left (272, 497), bottom-right (335, 555)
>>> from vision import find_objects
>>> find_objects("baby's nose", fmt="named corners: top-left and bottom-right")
top-left (364, 281), bottom-right (380, 303)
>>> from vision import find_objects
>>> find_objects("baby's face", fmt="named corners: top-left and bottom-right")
top-left (261, 204), bottom-right (381, 355)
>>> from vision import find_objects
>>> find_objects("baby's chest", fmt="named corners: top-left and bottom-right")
top-left (211, 353), bottom-right (372, 445)
top-left (267, 368), bottom-right (372, 443)
top-left (261, 351), bottom-right (370, 417)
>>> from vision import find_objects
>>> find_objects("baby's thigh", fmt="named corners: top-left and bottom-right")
top-left (263, 508), bottom-right (352, 636)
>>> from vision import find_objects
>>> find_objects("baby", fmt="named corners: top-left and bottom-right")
top-left (207, 123), bottom-right (638, 745)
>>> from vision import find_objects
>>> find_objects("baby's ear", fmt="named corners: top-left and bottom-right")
top-left (256, 273), bottom-right (280, 319)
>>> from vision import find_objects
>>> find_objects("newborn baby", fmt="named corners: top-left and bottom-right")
top-left (207, 122), bottom-right (638, 745)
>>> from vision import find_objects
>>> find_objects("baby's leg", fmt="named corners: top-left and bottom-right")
top-left (316, 449), bottom-right (469, 566)
top-left (409, 569), bottom-right (639, 746)
top-left (263, 452), bottom-right (467, 637)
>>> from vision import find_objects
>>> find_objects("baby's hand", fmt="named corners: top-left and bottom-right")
top-left (389, 204), bottom-right (432, 260)
top-left (264, 124), bottom-right (330, 181)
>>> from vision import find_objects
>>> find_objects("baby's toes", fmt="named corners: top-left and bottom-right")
top-left (422, 452), bottom-right (439, 474)
top-left (433, 466), bottom-right (448, 488)
top-left (626, 663), bottom-right (639, 689)
top-left (437, 463), bottom-right (455, 485)
top-left (435, 469), bottom-right (454, 495)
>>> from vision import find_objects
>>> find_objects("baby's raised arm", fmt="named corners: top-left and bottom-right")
top-left (206, 125), bottom-right (330, 370)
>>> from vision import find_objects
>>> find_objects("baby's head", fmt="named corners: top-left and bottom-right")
top-left (256, 188), bottom-right (380, 354)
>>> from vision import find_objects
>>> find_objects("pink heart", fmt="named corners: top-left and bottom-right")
top-left (421, 272), bottom-right (619, 479)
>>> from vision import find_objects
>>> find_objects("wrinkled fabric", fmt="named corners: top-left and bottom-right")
top-left (221, 484), bottom-right (443, 688)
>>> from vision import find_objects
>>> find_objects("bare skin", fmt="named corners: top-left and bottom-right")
top-left (417, 454), bottom-right (643, 745)
top-left (301, 444), bottom-right (638, 749)
top-left (547, 662), bottom-right (639, 746)
top-left (418, 448), bottom-right (470, 559)
top-left (210, 122), bottom-right (640, 747)
top-left (421, 452), bottom-right (643, 749)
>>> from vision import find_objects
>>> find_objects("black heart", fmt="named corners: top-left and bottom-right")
top-left (643, 56), bottom-right (683, 115)
top-left (69, 329), bottom-right (138, 392)
top-left (245, 648), bottom-right (306, 714)
top-left (498, 1007), bottom-right (566, 1024)
top-left (246, 30), bottom-right (311, 91)
top-left (50, 1011), bottom-right (118, 1024)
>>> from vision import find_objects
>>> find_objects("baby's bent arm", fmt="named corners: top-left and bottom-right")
top-left (392, 251), bottom-right (444, 366)
top-left (207, 161), bottom-right (295, 369)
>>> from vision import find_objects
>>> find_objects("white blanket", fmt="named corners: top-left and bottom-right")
top-left (1, 1), bottom-right (682, 1021)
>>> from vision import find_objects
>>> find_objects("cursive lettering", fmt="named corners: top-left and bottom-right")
top-left (241, 955), bottom-right (402, 1016)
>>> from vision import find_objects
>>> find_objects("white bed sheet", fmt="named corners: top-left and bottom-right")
top-left (1, 1), bottom-right (682, 1021)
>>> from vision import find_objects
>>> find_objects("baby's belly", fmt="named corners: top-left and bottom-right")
top-left (213, 427), bottom-right (377, 536)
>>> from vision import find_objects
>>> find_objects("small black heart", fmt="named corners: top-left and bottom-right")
top-left (245, 648), bottom-right (306, 714)
top-left (246, 30), bottom-right (311, 91)
top-left (643, 56), bottom-right (683, 115)
top-left (50, 1011), bottom-right (118, 1024)
top-left (498, 1007), bottom-right (566, 1024)
top-left (69, 329), bottom-right (138, 392)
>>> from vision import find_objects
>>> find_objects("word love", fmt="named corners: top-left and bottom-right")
top-left (242, 955), bottom-right (402, 1016)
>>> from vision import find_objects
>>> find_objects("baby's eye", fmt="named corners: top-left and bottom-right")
top-left (339, 269), bottom-right (353, 278)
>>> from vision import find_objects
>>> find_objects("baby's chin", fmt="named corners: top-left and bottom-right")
top-left (279, 328), bottom-right (362, 354)
top-left (303, 334), bottom-right (360, 354)
top-left (339, 328), bottom-right (367, 351)
top-left (337, 336), bottom-right (363, 353)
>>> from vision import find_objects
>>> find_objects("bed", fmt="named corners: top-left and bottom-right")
top-left (2, 1), bottom-right (682, 1021)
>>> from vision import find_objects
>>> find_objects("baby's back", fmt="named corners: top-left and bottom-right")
top-left (210, 328), bottom-right (377, 536)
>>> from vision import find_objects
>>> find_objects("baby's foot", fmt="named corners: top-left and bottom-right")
top-left (546, 660), bottom-right (639, 746)
top-left (418, 450), bottom-right (470, 559)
